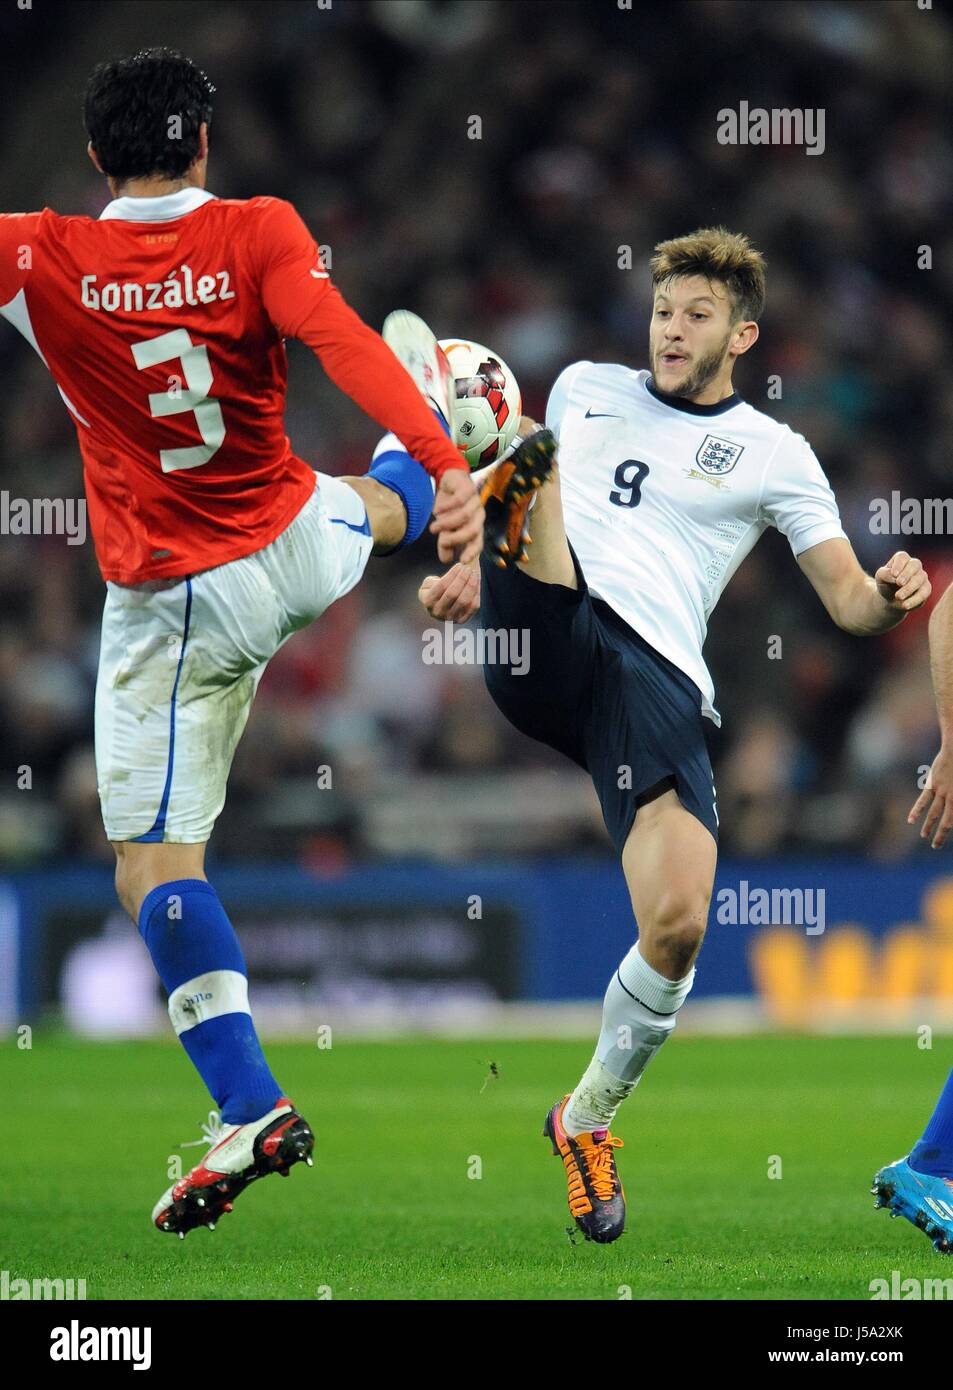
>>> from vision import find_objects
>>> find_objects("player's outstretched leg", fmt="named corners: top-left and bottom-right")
top-left (381, 309), bottom-right (458, 439)
top-left (872, 1065), bottom-right (953, 1253)
top-left (113, 842), bottom-right (315, 1237)
top-left (548, 789), bottom-right (715, 1244)
top-left (340, 466), bottom-right (424, 556)
top-left (479, 424), bottom-right (559, 571)
top-left (339, 309), bottom-right (457, 555)
top-left (343, 409), bottom-right (456, 556)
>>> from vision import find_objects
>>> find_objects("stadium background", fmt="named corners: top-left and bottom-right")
top-left (2, 0), bottom-right (953, 1037)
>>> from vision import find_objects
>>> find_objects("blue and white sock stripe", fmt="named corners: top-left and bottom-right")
top-left (168, 969), bottom-right (251, 1036)
top-left (133, 578), bottom-right (193, 843)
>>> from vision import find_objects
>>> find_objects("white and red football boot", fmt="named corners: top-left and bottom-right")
top-left (382, 309), bottom-right (459, 440)
top-left (152, 1098), bottom-right (314, 1237)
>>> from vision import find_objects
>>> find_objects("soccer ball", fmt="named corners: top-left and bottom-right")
top-left (439, 338), bottom-right (522, 470)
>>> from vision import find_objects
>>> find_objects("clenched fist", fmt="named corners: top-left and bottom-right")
top-left (875, 552), bottom-right (931, 612)
top-left (418, 560), bottom-right (481, 623)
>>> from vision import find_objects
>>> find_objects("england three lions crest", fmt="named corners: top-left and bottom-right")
top-left (696, 435), bottom-right (744, 475)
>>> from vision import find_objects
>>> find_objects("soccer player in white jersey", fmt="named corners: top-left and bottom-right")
top-left (420, 228), bottom-right (932, 1242)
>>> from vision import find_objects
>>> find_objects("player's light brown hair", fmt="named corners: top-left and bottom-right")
top-left (650, 227), bottom-right (766, 323)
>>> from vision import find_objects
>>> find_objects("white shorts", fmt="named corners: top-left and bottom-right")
top-left (95, 473), bottom-right (373, 843)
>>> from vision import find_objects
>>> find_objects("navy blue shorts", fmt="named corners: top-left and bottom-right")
top-left (480, 548), bottom-right (718, 855)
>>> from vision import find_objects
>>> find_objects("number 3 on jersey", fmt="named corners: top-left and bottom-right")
top-left (609, 458), bottom-right (650, 508)
top-left (132, 329), bottom-right (225, 472)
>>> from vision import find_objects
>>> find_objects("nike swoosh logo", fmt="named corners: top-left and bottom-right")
top-left (585, 409), bottom-right (621, 419)
top-left (310, 268), bottom-right (329, 279)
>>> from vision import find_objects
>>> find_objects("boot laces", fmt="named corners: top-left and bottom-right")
top-left (584, 1134), bottom-right (623, 1200)
top-left (181, 1110), bottom-right (228, 1149)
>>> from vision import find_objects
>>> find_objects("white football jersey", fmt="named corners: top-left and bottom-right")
top-left (546, 363), bottom-right (847, 724)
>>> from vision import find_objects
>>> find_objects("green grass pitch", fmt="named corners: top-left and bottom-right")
top-left (2, 1033), bottom-right (950, 1300)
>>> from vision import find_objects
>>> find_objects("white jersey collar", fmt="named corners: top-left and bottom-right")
top-left (99, 187), bottom-right (216, 222)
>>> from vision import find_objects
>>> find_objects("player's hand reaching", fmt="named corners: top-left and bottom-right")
top-left (909, 746), bottom-right (953, 848)
top-left (431, 469), bottom-right (484, 565)
top-left (875, 551), bottom-right (931, 612)
top-left (419, 560), bottom-right (481, 623)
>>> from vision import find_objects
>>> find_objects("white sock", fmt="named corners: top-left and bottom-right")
top-left (562, 942), bottom-right (695, 1136)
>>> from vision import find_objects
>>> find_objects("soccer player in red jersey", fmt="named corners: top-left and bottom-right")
top-left (0, 48), bottom-right (481, 1235)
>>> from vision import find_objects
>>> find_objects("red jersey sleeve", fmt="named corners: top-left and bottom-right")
top-left (253, 198), bottom-right (466, 480)
top-left (0, 212), bottom-right (43, 304)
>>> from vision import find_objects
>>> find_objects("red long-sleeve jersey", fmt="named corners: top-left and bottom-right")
top-left (0, 188), bottom-right (466, 583)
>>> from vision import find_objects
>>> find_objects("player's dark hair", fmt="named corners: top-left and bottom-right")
top-left (84, 48), bottom-right (215, 183)
top-left (651, 227), bottom-right (766, 322)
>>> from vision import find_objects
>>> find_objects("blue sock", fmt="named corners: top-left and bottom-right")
top-left (367, 410), bottom-right (444, 548)
top-left (909, 1066), bottom-right (953, 1177)
top-left (138, 879), bottom-right (282, 1125)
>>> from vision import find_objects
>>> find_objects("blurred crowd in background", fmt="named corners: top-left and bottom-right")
top-left (2, 0), bottom-right (953, 870)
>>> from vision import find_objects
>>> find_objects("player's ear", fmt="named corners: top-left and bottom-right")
top-left (197, 122), bottom-right (209, 161)
top-left (729, 320), bottom-right (759, 359)
top-left (86, 141), bottom-right (104, 174)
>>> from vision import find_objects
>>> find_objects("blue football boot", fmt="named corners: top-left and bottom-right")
top-left (872, 1156), bottom-right (953, 1254)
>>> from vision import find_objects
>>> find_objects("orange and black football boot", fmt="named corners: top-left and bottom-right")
top-left (480, 426), bottom-right (557, 568)
top-left (543, 1094), bottom-right (626, 1243)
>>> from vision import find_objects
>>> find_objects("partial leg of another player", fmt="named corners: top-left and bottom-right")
top-left (97, 575), bottom-right (294, 1152)
top-left (546, 791), bottom-right (715, 1243)
top-left (109, 821), bottom-right (314, 1237)
top-left (97, 482), bottom-right (379, 1235)
top-left (340, 432), bottom-right (436, 557)
top-left (512, 445), bottom-right (576, 589)
top-left (477, 418), bottom-right (563, 576)
top-left (341, 472), bottom-right (414, 554)
top-left (564, 787), bottom-right (715, 1133)
top-left (109, 823), bottom-right (315, 1237)
top-left (113, 839), bottom-right (205, 918)
top-left (872, 1069), bottom-right (953, 1253)
top-left (111, 832), bottom-right (282, 1131)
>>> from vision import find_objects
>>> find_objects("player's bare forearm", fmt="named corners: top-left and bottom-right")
top-left (836, 573), bottom-right (916, 636)
top-left (909, 584), bottom-right (953, 846)
top-left (798, 539), bottom-right (930, 635)
top-left (928, 583), bottom-right (953, 745)
top-left (431, 470), bottom-right (484, 565)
